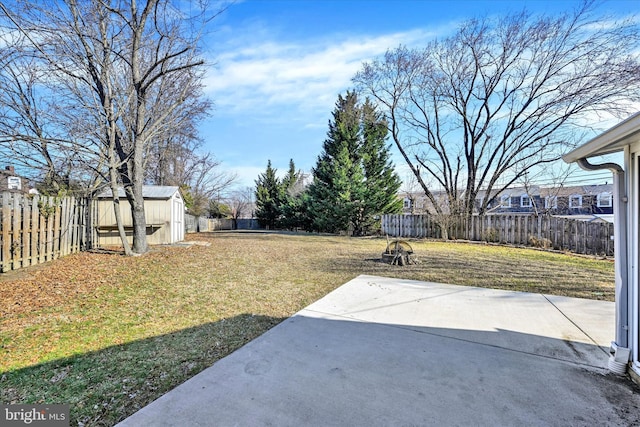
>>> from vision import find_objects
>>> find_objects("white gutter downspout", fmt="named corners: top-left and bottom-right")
top-left (576, 158), bottom-right (630, 373)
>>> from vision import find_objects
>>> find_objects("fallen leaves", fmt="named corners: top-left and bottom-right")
top-left (0, 252), bottom-right (125, 318)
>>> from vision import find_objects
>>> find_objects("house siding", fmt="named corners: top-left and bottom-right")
top-left (403, 183), bottom-right (614, 217)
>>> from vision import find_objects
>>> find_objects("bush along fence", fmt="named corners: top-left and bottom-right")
top-left (381, 214), bottom-right (615, 256)
top-left (1, 192), bottom-right (89, 273)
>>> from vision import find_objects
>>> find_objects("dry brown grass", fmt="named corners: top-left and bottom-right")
top-left (0, 231), bottom-right (614, 426)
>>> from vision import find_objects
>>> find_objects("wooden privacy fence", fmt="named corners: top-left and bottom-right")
top-left (381, 214), bottom-right (615, 256)
top-left (1, 192), bottom-right (88, 272)
top-left (185, 214), bottom-right (260, 232)
top-left (3, 203), bottom-right (261, 272)
top-left (185, 215), bottom-right (235, 232)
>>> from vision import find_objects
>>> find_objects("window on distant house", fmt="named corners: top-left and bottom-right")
top-left (544, 196), bottom-right (558, 209)
top-left (597, 192), bottom-right (612, 208)
top-left (500, 195), bottom-right (511, 208)
top-left (521, 195), bottom-right (532, 208)
top-left (569, 194), bottom-right (582, 209)
top-left (403, 198), bottom-right (412, 210)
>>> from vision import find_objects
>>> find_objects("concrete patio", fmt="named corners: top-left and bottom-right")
top-left (117, 275), bottom-right (640, 426)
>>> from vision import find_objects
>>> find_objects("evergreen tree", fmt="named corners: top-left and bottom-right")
top-left (306, 91), bottom-right (366, 234)
top-left (208, 199), bottom-right (232, 218)
top-left (254, 160), bottom-right (281, 229)
top-left (281, 190), bottom-right (310, 230)
top-left (279, 159), bottom-right (307, 230)
top-left (307, 91), bottom-right (401, 235)
top-left (281, 159), bottom-right (299, 193)
top-left (308, 92), bottom-right (362, 233)
top-left (357, 99), bottom-right (403, 234)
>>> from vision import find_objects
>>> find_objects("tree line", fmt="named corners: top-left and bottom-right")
top-left (256, 2), bottom-right (640, 237)
top-left (3, 1), bottom-right (638, 249)
top-left (255, 91), bottom-right (403, 236)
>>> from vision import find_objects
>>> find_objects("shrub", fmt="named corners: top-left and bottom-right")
top-left (529, 235), bottom-right (552, 249)
top-left (482, 228), bottom-right (499, 242)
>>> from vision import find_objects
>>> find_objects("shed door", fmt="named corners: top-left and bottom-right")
top-left (173, 194), bottom-right (184, 243)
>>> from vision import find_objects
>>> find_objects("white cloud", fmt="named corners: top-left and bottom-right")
top-left (202, 27), bottom-right (444, 118)
top-left (200, 19), bottom-right (458, 187)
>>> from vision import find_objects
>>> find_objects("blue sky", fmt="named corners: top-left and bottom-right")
top-left (199, 0), bottom-right (638, 189)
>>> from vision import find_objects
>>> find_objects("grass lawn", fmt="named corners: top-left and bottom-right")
top-left (0, 232), bottom-right (614, 426)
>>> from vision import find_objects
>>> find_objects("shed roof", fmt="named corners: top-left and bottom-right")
top-left (563, 112), bottom-right (640, 163)
top-left (554, 214), bottom-right (614, 223)
top-left (95, 185), bottom-right (180, 200)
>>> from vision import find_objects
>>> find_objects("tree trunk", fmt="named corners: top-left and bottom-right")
top-left (125, 150), bottom-right (148, 254)
top-left (109, 178), bottom-right (133, 256)
top-left (129, 191), bottom-right (147, 254)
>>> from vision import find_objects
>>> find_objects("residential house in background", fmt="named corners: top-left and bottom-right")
top-left (479, 184), bottom-right (613, 217)
top-left (401, 183), bottom-right (614, 219)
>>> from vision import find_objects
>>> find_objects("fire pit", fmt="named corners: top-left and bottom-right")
top-left (381, 239), bottom-right (418, 266)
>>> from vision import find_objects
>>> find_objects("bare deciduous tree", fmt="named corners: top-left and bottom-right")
top-left (517, 166), bottom-right (574, 217)
top-left (179, 153), bottom-right (237, 216)
top-left (0, 30), bottom-right (86, 192)
top-left (354, 1), bottom-right (640, 223)
top-left (226, 186), bottom-right (255, 229)
top-left (145, 129), bottom-right (237, 218)
top-left (0, 0), bottom-right (219, 254)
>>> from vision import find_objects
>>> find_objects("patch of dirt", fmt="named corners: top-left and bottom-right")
top-left (589, 370), bottom-right (640, 425)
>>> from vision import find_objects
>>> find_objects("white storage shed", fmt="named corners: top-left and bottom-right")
top-left (94, 186), bottom-right (185, 246)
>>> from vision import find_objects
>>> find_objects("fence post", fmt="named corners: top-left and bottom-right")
top-left (12, 194), bottom-right (22, 269)
top-left (23, 196), bottom-right (31, 267)
top-left (71, 197), bottom-right (79, 253)
top-left (2, 193), bottom-right (12, 272)
top-left (60, 197), bottom-right (69, 257)
top-left (30, 196), bottom-right (39, 265)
